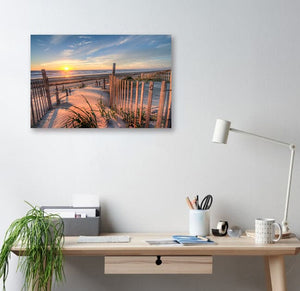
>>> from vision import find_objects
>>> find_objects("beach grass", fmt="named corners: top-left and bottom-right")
top-left (63, 96), bottom-right (98, 128)
top-left (97, 100), bottom-right (116, 122)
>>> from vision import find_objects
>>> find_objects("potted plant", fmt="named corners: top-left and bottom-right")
top-left (0, 202), bottom-right (64, 291)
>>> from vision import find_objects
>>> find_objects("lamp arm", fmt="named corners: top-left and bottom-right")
top-left (282, 146), bottom-right (296, 233)
top-left (230, 127), bottom-right (296, 234)
top-left (230, 128), bottom-right (291, 147)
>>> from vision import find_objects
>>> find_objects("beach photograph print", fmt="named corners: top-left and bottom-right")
top-left (31, 35), bottom-right (172, 128)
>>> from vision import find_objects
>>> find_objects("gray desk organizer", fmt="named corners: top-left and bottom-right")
top-left (41, 206), bottom-right (101, 236)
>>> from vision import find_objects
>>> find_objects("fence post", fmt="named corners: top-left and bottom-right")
top-left (115, 78), bottom-right (118, 111)
top-left (109, 76), bottom-right (112, 106)
top-left (103, 78), bottom-right (106, 89)
top-left (32, 82), bottom-right (40, 122)
top-left (109, 75), bottom-right (114, 107)
top-left (125, 81), bottom-right (127, 110)
top-left (156, 81), bottom-right (166, 128)
top-left (124, 81), bottom-right (127, 110)
top-left (134, 81), bottom-right (139, 127)
top-left (36, 81), bottom-right (43, 119)
top-left (114, 76), bottom-right (117, 108)
top-left (110, 63), bottom-right (116, 108)
top-left (41, 69), bottom-right (53, 110)
top-left (119, 80), bottom-right (121, 110)
top-left (31, 84), bottom-right (36, 127)
top-left (122, 80), bottom-right (126, 110)
top-left (145, 81), bottom-right (154, 128)
top-left (126, 80), bottom-right (129, 112)
top-left (118, 79), bottom-right (121, 111)
top-left (165, 74), bottom-right (172, 128)
top-left (122, 80), bottom-right (125, 110)
top-left (122, 80), bottom-right (124, 110)
top-left (112, 63), bottom-right (116, 76)
top-left (139, 82), bottom-right (145, 125)
top-left (65, 88), bottom-right (69, 103)
top-left (38, 81), bottom-right (45, 118)
top-left (113, 76), bottom-right (116, 107)
top-left (55, 85), bottom-right (60, 105)
top-left (129, 81), bottom-right (133, 112)
top-left (117, 79), bottom-right (120, 112)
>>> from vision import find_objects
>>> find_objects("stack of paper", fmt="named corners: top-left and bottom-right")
top-left (43, 208), bottom-right (97, 218)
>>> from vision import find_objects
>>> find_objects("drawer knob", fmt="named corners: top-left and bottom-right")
top-left (156, 256), bottom-right (162, 265)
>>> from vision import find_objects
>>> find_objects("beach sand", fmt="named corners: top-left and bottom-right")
top-left (37, 83), bottom-right (125, 128)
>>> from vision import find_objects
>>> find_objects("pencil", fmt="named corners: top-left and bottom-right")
top-left (186, 197), bottom-right (194, 210)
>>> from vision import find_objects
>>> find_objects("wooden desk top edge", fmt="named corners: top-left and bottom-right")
top-left (11, 233), bottom-right (300, 257)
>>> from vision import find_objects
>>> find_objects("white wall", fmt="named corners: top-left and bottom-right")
top-left (1, 0), bottom-right (300, 290)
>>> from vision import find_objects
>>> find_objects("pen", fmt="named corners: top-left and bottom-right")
top-left (192, 197), bottom-right (198, 209)
top-left (197, 236), bottom-right (209, 241)
top-left (186, 197), bottom-right (194, 210)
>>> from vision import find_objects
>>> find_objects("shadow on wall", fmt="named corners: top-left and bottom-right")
top-left (100, 201), bottom-right (118, 233)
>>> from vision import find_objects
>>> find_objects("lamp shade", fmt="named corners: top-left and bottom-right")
top-left (212, 119), bottom-right (231, 144)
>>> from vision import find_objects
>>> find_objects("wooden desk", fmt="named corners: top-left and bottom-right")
top-left (12, 233), bottom-right (300, 291)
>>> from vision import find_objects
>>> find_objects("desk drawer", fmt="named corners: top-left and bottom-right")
top-left (104, 256), bottom-right (212, 274)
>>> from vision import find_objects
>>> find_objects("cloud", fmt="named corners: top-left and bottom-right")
top-left (119, 37), bottom-right (131, 45)
top-left (36, 39), bottom-right (46, 46)
top-left (42, 58), bottom-right (88, 68)
top-left (85, 36), bottom-right (132, 56)
top-left (65, 40), bottom-right (95, 55)
top-left (87, 47), bottom-right (101, 55)
top-left (78, 41), bottom-right (92, 46)
top-left (156, 43), bottom-right (170, 49)
top-left (62, 49), bottom-right (74, 57)
top-left (50, 35), bottom-right (67, 45)
top-left (78, 36), bottom-right (91, 39)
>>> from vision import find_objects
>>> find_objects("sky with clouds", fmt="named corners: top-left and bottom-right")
top-left (31, 35), bottom-right (171, 71)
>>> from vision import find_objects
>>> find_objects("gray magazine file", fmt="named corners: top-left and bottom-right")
top-left (41, 206), bottom-right (101, 236)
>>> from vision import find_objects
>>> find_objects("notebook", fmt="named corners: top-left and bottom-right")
top-left (173, 235), bottom-right (215, 245)
top-left (77, 236), bottom-right (130, 243)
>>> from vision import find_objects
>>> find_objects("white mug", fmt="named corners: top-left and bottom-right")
top-left (189, 210), bottom-right (210, 236)
top-left (255, 218), bottom-right (282, 244)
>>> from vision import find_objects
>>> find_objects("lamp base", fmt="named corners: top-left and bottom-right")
top-left (245, 230), bottom-right (295, 239)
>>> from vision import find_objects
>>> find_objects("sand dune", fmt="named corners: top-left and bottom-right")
top-left (37, 85), bottom-right (123, 128)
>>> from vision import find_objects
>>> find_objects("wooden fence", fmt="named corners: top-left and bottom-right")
top-left (31, 69), bottom-right (110, 127)
top-left (109, 74), bottom-right (172, 128)
top-left (140, 70), bottom-right (171, 82)
top-left (95, 78), bottom-right (107, 89)
top-left (30, 70), bottom-right (52, 127)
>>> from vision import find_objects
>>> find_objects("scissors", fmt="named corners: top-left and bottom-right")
top-left (199, 195), bottom-right (213, 210)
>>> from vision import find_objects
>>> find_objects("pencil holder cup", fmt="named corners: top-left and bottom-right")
top-left (189, 209), bottom-right (210, 236)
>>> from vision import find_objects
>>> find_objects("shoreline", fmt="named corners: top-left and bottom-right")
top-left (31, 69), bottom-right (171, 86)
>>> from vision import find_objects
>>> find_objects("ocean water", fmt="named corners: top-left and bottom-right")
top-left (31, 69), bottom-right (165, 80)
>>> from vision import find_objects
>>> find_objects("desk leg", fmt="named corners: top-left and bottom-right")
top-left (265, 255), bottom-right (287, 291)
top-left (264, 257), bottom-right (272, 291)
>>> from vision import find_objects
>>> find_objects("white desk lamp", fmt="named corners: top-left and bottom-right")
top-left (212, 119), bottom-right (296, 235)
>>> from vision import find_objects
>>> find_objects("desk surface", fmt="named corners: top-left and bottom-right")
top-left (12, 233), bottom-right (300, 257)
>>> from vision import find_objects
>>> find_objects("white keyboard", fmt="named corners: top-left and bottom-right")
top-left (77, 236), bottom-right (130, 243)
